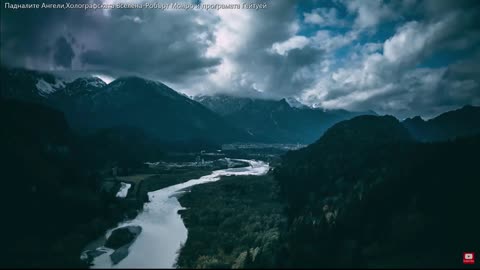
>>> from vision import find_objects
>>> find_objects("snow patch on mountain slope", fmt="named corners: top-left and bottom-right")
top-left (36, 79), bottom-right (65, 96)
top-left (83, 77), bottom-right (107, 88)
top-left (285, 97), bottom-right (308, 109)
top-left (116, 182), bottom-right (132, 198)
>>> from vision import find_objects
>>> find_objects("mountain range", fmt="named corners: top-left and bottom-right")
top-left (196, 95), bottom-right (376, 143)
top-left (2, 66), bottom-right (480, 145)
top-left (1, 67), bottom-right (248, 144)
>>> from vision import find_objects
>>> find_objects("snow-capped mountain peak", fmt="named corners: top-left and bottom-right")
top-left (69, 77), bottom-right (107, 89)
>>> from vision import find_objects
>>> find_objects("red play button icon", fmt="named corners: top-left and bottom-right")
top-left (464, 252), bottom-right (475, 264)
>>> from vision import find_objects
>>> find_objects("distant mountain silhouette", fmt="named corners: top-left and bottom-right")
top-left (403, 105), bottom-right (480, 141)
top-left (196, 94), bottom-right (375, 143)
top-left (3, 67), bottom-right (478, 146)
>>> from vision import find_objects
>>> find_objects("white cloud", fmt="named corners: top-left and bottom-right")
top-left (270, 36), bottom-right (310, 55)
top-left (343, 0), bottom-right (395, 29)
top-left (304, 8), bottom-right (344, 27)
top-left (383, 19), bottom-right (449, 64)
top-left (297, 12), bottom-right (480, 118)
top-left (312, 30), bottom-right (359, 52)
top-left (176, 0), bottom-right (307, 97)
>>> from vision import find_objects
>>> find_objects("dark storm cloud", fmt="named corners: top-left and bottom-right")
top-left (0, 0), bottom-right (98, 68)
top-left (250, 46), bottom-right (325, 98)
top-left (422, 0), bottom-right (480, 18)
top-left (77, 7), bottom-right (221, 80)
top-left (1, 0), bottom-right (221, 81)
top-left (53, 36), bottom-right (75, 68)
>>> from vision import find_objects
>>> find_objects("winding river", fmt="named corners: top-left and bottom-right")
top-left (88, 159), bottom-right (269, 268)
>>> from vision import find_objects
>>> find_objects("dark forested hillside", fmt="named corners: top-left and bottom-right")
top-left (274, 115), bottom-right (480, 268)
top-left (0, 99), bottom-right (163, 267)
top-left (1, 99), bottom-right (103, 267)
top-left (177, 174), bottom-right (287, 269)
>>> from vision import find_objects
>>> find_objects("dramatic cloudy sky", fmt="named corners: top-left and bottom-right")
top-left (1, 0), bottom-right (480, 118)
